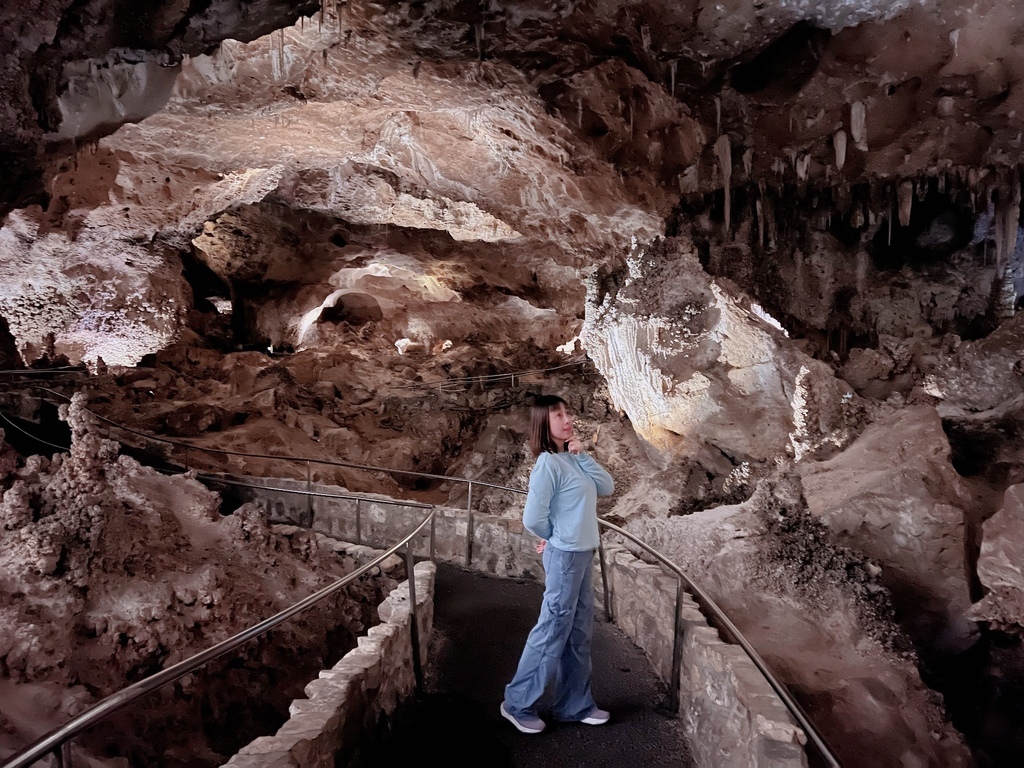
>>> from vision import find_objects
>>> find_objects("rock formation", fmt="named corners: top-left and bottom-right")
top-left (3, 0), bottom-right (1024, 765)
top-left (0, 396), bottom-right (392, 765)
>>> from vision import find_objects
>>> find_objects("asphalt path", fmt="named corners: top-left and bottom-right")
top-left (354, 562), bottom-right (693, 768)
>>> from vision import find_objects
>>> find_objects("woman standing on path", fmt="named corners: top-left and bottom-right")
top-left (501, 394), bottom-right (615, 734)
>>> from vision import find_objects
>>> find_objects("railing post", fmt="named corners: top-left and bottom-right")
top-left (465, 481), bottom-right (474, 567)
top-left (355, 498), bottom-right (362, 546)
top-left (405, 544), bottom-right (424, 695)
top-left (597, 535), bottom-right (612, 621)
top-left (53, 740), bottom-right (72, 767)
top-left (305, 460), bottom-right (312, 527)
top-left (430, 510), bottom-right (436, 562)
top-left (669, 577), bottom-right (685, 714)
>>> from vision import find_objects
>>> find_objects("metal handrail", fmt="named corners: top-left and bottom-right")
top-left (8, 387), bottom-right (840, 766)
top-left (2, 503), bottom-right (436, 768)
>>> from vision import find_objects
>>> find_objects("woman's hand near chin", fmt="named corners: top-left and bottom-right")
top-left (566, 438), bottom-right (583, 454)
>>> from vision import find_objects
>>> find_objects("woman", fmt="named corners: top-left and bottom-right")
top-left (500, 394), bottom-right (615, 734)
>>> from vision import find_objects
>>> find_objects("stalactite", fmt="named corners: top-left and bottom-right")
top-left (715, 134), bottom-right (732, 233)
top-left (476, 24), bottom-right (485, 61)
top-left (851, 101), bottom-right (868, 152)
top-left (679, 165), bottom-right (698, 194)
top-left (577, 97), bottom-right (583, 128)
top-left (669, 60), bottom-right (677, 96)
top-left (994, 172), bottom-right (1021, 278)
top-left (756, 197), bottom-right (764, 248)
top-left (796, 154), bottom-right (810, 181)
top-left (743, 148), bottom-right (753, 179)
top-left (715, 97), bottom-right (721, 135)
top-left (898, 180), bottom-right (914, 227)
top-left (640, 24), bottom-right (651, 52)
top-left (834, 129), bottom-right (847, 172)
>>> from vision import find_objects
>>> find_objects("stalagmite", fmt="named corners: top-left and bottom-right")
top-left (834, 129), bottom-right (847, 172)
top-left (851, 101), bottom-right (868, 152)
top-left (715, 134), bottom-right (732, 232)
top-left (898, 180), bottom-right (914, 227)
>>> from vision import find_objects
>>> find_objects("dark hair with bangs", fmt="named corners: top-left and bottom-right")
top-left (529, 394), bottom-right (568, 457)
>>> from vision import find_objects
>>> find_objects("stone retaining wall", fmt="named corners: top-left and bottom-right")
top-left (221, 475), bottom-right (545, 578)
top-left (601, 545), bottom-right (808, 768)
top-left (233, 475), bottom-right (808, 767)
top-left (223, 561), bottom-right (436, 768)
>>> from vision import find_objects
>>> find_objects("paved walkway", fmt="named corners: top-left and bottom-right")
top-left (355, 563), bottom-right (693, 768)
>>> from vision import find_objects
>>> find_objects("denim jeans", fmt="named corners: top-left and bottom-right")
top-left (503, 544), bottom-right (597, 721)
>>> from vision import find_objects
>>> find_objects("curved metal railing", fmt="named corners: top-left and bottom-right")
top-left (2, 478), bottom-right (436, 768)
top-left (2, 386), bottom-right (841, 767)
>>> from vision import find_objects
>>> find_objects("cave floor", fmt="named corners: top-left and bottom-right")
top-left (354, 562), bottom-right (693, 768)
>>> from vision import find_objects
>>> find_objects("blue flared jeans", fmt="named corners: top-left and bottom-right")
top-left (503, 544), bottom-right (597, 721)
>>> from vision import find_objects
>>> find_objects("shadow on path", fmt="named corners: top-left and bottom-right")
top-left (353, 562), bottom-right (693, 768)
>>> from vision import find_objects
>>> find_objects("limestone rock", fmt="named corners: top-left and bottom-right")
top-left (968, 485), bottom-right (1024, 631)
top-left (798, 406), bottom-right (971, 636)
top-left (624, 477), bottom-right (971, 768)
top-left (582, 237), bottom-right (860, 461)
top-left (924, 313), bottom-right (1024, 413)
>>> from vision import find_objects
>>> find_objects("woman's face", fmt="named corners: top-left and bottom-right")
top-left (547, 403), bottom-right (574, 443)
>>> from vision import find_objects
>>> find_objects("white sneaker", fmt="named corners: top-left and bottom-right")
top-left (501, 702), bottom-right (546, 734)
top-left (580, 707), bottom-right (610, 725)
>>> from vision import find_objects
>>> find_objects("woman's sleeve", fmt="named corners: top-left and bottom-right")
top-left (522, 455), bottom-right (555, 540)
top-left (575, 452), bottom-right (615, 496)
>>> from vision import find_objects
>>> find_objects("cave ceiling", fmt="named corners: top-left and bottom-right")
top-left (2, 0), bottom-right (1024, 370)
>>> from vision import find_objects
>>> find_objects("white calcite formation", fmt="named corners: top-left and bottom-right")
top-left (582, 236), bottom-right (859, 461)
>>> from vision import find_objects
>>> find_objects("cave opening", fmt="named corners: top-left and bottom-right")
top-left (869, 186), bottom-right (975, 271)
top-left (729, 22), bottom-right (832, 99)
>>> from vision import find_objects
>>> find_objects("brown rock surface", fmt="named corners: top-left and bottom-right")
top-left (968, 484), bottom-right (1024, 631)
top-left (0, 395), bottom-right (391, 765)
top-left (798, 405), bottom-right (971, 638)
top-left (624, 476), bottom-right (971, 768)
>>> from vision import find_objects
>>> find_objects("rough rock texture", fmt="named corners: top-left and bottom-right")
top-left (0, 0), bottom-right (321, 217)
top-left (623, 476), bottom-right (971, 768)
top-left (924, 313), bottom-right (1024, 486)
top-left (0, 395), bottom-right (391, 766)
top-left (798, 406), bottom-right (971, 641)
top-left (2, 1), bottom-right (1024, 765)
top-left (583, 236), bottom-right (863, 460)
top-left (968, 484), bottom-right (1024, 631)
